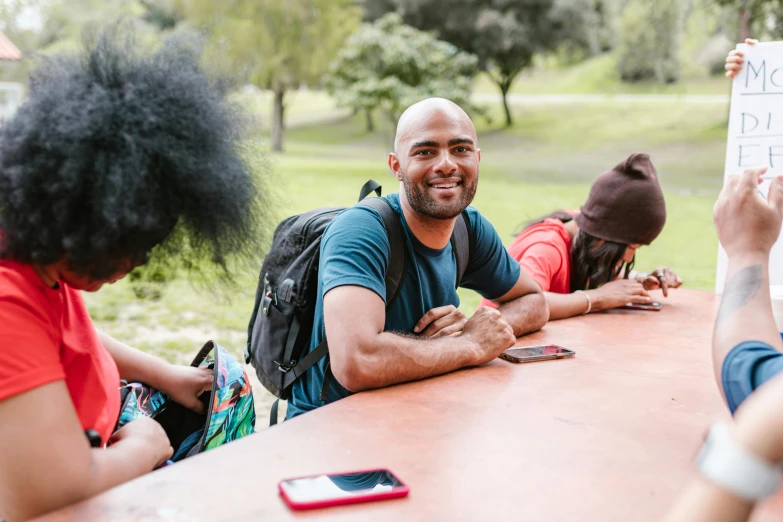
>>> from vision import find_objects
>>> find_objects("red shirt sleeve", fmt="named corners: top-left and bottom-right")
top-left (517, 242), bottom-right (565, 293)
top-left (0, 289), bottom-right (64, 402)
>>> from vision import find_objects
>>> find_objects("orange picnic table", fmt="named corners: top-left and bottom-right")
top-left (35, 289), bottom-right (783, 521)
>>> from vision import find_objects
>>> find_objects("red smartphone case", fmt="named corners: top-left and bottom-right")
top-left (279, 469), bottom-right (410, 510)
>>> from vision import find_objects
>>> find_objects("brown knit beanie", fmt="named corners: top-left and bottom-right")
top-left (574, 153), bottom-right (666, 246)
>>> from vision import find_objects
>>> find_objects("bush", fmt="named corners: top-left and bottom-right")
top-left (127, 259), bottom-right (179, 301)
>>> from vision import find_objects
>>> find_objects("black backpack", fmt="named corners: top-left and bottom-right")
top-left (245, 180), bottom-right (475, 425)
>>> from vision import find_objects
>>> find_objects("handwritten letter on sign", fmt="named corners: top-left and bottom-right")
top-left (716, 41), bottom-right (783, 293)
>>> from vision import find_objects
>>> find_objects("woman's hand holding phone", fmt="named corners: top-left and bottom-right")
top-left (588, 280), bottom-right (652, 311)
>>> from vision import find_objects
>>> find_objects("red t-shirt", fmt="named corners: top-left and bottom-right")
top-left (0, 260), bottom-right (120, 444)
top-left (479, 217), bottom-right (572, 309)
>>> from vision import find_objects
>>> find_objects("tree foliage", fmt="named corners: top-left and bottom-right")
top-left (709, 0), bottom-right (783, 40)
top-left (177, 0), bottom-right (360, 151)
top-left (616, 0), bottom-right (681, 84)
top-left (364, 0), bottom-right (600, 126)
top-left (326, 13), bottom-right (479, 141)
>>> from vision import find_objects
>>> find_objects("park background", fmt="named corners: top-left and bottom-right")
top-left (1, 0), bottom-right (781, 422)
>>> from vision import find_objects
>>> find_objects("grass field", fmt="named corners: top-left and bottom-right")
top-left (84, 93), bottom-right (731, 426)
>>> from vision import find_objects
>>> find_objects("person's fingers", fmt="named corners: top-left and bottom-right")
top-left (421, 310), bottom-right (464, 337)
top-left (726, 55), bottom-right (744, 64)
top-left (766, 175), bottom-right (783, 221)
top-left (643, 276), bottom-right (660, 290)
top-left (188, 398), bottom-right (205, 414)
top-left (726, 172), bottom-right (741, 192)
top-left (414, 306), bottom-right (454, 333)
top-left (746, 38), bottom-right (758, 45)
top-left (632, 284), bottom-right (651, 297)
top-left (627, 295), bottom-right (654, 304)
top-left (739, 167), bottom-right (768, 193)
top-left (431, 322), bottom-right (466, 338)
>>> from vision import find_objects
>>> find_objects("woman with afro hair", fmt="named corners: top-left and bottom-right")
top-left (0, 29), bottom-right (265, 521)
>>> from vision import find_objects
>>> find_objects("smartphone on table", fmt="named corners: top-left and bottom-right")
top-left (624, 301), bottom-right (662, 311)
top-left (279, 468), bottom-right (409, 510)
top-left (499, 345), bottom-right (575, 363)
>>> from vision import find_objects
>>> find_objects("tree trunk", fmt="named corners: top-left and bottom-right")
top-left (365, 109), bottom-right (375, 132)
top-left (499, 80), bottom-right (513, 127)
top-left (739, 0), bottom-right (751, 42)
top-left (271, 89), bottom-right (285, 153)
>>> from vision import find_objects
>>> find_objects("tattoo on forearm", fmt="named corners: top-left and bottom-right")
top-left (716, 265), bottom-right (763, 326)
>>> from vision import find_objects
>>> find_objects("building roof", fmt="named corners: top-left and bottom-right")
top-left (0, 31), bottom-right (22, 61)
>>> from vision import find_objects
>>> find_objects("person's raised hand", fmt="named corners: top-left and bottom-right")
top-left (725, 38), bottom-right (758, 79)
top-left (714, 167), bottom-right (783, 259)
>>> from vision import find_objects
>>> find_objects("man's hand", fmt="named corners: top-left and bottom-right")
top-left (591, 279), bottom-right (652, 310)
top-left (725, 38), bottom-right (758, 79)
top-left (159, 365), bottom-right (213, 414)
top-left (414, 305), bottom-right (467, 338)
top-left (636, 267), bottom-right (683, 297)
top-left (714, 167), bottom-right (783, 259)
top-left (459, 307), bottom-right (516, 365)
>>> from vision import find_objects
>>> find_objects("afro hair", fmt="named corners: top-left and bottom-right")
top-left (0, 26), bottom-right (267, 281)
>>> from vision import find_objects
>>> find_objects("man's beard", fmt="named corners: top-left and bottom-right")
top-left (401, 170), bottom-right (478, 220)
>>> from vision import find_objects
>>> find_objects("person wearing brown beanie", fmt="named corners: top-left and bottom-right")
top-left (479, 153), bottom-right (682, 320)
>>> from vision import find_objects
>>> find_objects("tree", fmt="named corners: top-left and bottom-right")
top-left (178, 0), bottom-right (360, 152)
top-left (710, 0), bottom-right (783, 40)
top-left (616, 0), bottom-right (681, 84)
top-left (364, 0), bottom-right (599, 127)
top-left (327, 14), bottom-right (479, 144)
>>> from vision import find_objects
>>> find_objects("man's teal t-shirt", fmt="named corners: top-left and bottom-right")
top-left (286, 193), bottom-right (521, 419)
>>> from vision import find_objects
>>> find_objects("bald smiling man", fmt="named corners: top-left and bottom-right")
top-left (286, 98), bottom-right (549, 419)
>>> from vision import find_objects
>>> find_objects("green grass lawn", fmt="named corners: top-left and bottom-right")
top-left (84, 96), bottom-right (727, 424)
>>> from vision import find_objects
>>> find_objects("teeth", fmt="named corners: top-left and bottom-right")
top-left (432, 183), bottom-right (457, 188)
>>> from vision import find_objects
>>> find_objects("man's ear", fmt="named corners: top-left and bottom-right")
top-left (388, 153), bottom-right (403, 182)
top-left (477, 148), bottom-right (481, 163)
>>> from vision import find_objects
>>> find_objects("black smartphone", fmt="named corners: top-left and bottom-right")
top-left (624, 301), bottom-right (662, 311)
top-left (499, 345), bottom-right (575, 363)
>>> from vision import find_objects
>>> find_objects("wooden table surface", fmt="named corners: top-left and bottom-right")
top-left (35, 289), bottom-right (783, 521)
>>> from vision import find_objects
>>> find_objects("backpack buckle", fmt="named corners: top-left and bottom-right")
top-left (275, 359), bottom-right (297, 373)
top-left (262, 274), bottom-right (278, 315)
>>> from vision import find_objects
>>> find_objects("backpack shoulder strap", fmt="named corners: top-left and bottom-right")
top-left (317, 195), bottom-right (407, 407)
top-left (357, 197), bottom-right (406, 306)
top-left (450, 210), bottom-right (475, 288)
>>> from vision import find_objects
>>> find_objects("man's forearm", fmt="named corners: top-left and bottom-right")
top-left (497, 292), bottom-right (549, 336)
top-left (713, 255), bottom-right (783, 385)
top-left (332, 332), bottom-right (481, 392)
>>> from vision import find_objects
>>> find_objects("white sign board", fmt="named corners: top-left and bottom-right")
top-left (716, 41), bottom-right (783, 293)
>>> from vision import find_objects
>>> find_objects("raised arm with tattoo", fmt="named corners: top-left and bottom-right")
top-left (711, 167), bottom-right (783, 388)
